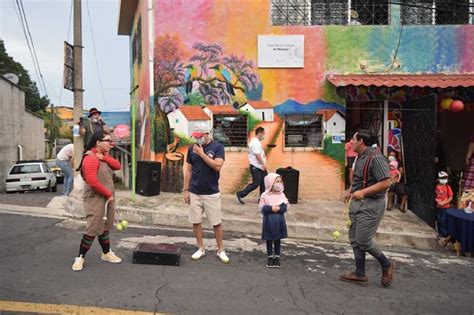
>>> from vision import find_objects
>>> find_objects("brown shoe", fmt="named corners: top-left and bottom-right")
top-left (340, 272), bottom-right (368, 287)
top-left (381, 260), bottom-right (396, 287)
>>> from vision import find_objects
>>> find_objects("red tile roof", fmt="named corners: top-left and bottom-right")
top-left (327, 74), bottom-right (474, 88)
top-left (315, 109), bottom-right (344, 121)
top-left (178, 106), bottom-right (210, 121)
top-left (204, 105), bottom-right (237, 115)
top-left (247, 100), bottom-right (273, 109)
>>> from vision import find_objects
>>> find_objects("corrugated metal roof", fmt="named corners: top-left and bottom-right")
top-left (327, 74), bottom-right (474, 88)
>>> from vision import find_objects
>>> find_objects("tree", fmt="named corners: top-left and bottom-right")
top-left (0, 40), bottom-right (49, 112)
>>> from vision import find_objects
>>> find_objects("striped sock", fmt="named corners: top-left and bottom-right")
top-left (79, 234), bottom-right (95, 257)
top-left (98, 231), bottom-right (110, 254)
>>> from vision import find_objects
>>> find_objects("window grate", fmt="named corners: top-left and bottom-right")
top-left (271, 0), bottom-right (312, 26)
top-left (401, 0), bottom-right (471, 25)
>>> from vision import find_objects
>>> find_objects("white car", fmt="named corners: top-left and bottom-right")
top-left (5, 160), bottom-right (57, 193)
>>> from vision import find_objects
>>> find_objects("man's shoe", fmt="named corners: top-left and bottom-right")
top-left (72, 255), bottom-right (84, 271)
top-left (236, 192), bottom-right (245, 205)
top-left (381, 260), bottom-right (396, 287)
top-left (191, 248), bottom-right (205, 261)
top-left (266, 257), bottom-right (274, 268)
top-left (101, 251), bottom-right (122, 264)
top-left (273, 257), bottom-right (281, 268)
top-left (340, 272), bottom-right (368, 287)
top-left (217, 250), bottom-right (230, 264)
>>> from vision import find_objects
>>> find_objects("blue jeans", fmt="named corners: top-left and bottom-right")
top-left (436, 208), bottom-right (449, 237)
top-left (56, 159), bottom-right (74, 195)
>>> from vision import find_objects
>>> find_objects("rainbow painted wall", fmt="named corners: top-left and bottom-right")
top-left (126, 0), bottom-right (474, 200)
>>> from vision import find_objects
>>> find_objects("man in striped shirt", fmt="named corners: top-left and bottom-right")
top-left (341, 130), bottom-right (395, 288)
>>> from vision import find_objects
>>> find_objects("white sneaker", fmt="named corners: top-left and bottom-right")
top-left (191, 248), bottom-right (205, 261)
top-left (72, 255), bottom-right (84, 271)
top-left (217, 250), bottom-right (230, 264)
top-left (101, 251), bottom-right (122, 264)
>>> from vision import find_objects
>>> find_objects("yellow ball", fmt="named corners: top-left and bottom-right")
top-left (332, 230), bottom-right (341, 239)
top-left (116, 223), bottom-right (123, 231)
top-left (121, 220), bottom-right (128, 228)
top-left (345, 219), bottom-right (352, 228)
top-left (440, 98), bottom-right (453, 110)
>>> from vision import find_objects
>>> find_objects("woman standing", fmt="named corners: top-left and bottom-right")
top-left (72, 131), bottom-right (122, 271)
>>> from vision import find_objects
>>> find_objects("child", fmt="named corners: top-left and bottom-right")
top-left (259, 173), bottom-right (289, 268)
top-left (387, 160), bottom-right (401, 210)
top-left (435, 171), bottom-right (453, 239)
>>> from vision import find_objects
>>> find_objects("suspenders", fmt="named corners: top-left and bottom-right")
top-left (362, 150), bottom-right (380, 189)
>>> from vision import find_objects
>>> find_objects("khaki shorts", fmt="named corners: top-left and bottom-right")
top-left (189, 192), bottom-right (222, 226)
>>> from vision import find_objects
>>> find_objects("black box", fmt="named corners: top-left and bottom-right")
top-left (132, 243), bottom-right (181, 266)
top-left (136, 161), bottom-right (161, 196)
top-left (276, 167), bottom-right (300, 204)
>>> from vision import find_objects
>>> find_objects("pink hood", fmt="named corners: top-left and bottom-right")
top-left (259, 173), bottom-right (289, 209)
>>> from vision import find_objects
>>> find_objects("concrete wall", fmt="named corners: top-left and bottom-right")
top-left (0, 77), bottom-right (45, 192)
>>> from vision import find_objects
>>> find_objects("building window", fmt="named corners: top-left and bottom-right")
top-left (284, 114), bottom-right (324, 148)
top-left (213, 115), bottom-right (248, 147)
top-left (401, 0), bottom-right (471, 25)
top-left (271, 0), bottom-right (389, 25)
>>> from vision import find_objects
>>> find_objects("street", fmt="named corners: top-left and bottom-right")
top-left (0, 212), bottom-right (473, 314)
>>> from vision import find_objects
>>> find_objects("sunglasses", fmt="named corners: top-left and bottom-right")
top-left (100, 139), bottom-right (114, 144)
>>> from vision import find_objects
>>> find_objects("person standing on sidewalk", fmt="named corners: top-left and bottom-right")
top-left (56, 143), bottom-right (74, 196)
top-left (183, 124), bottom-right (230, 264)
top-left (72, 131), bottom-right (122, 271)
top-left (341, 130), bottom-right (395, 287)
top-left (80, 107), bottom-right (109, 149)
top-left (236, 127), bottom-right (267, 204)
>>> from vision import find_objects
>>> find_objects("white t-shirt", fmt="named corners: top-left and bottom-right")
top-left (248, 137), bottom-right (266, 170)
top-left (57, 144), bottom-right (74, 161)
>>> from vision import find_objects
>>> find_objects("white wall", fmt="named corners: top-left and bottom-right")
top-left (255, 109), bottom-right (274, 122)
top-left (325, 112), bottom-right (345, 136)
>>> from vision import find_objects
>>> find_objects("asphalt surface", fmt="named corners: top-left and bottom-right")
top-left (0, 184), bottom-right (63, 207)
top-left (0, 212), bottom-right (473, 314)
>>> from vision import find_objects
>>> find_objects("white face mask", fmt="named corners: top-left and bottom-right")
top-left (272, 182), bottom-right (284, 192)
top-left (439, 179), bottom-right (448, 185)
top-left (196, 137), bottom-right (207, 146)
top-left (388, 156), bottom-right (396, 161)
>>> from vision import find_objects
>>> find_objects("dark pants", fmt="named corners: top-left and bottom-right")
top-left (239, 165), bottom-right (267, 198)
top-left (436, 207), bottom-right (449, 237)
top-left (266, 240), bottom-right (281, 257)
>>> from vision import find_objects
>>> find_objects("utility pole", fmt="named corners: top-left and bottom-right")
top-left (73, 0), bottom-right (83, 170)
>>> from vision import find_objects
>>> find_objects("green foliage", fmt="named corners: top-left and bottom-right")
top-left (186, 92), bottom-right (205, 105)
top-left (322, 136), bottom-right (345, 166)
top-left (0, 40), bottom-right (49, 112)
top-left (322, 81), bottom-right (345, 105)
top-left (39, 110), bottom-right (62, 140)
top-left (239, 110), bottom-right (261, 132)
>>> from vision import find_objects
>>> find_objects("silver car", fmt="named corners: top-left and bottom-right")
top-left (5, 161), bottom-right (57, 193)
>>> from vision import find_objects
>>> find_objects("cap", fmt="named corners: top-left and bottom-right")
top-left (438, 171), bottom-right (448, 178)
top-left (191, 123), bottom-right (211, 138)
top-left (88, 107), bottom-right (102, 118)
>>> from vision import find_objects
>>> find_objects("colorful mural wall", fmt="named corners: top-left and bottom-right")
top-left (128, 0), bottom-right (473, 201)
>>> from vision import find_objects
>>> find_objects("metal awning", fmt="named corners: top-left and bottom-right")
top-left (327, 74), bottom-right (474, 88)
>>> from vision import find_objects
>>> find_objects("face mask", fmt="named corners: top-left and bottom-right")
top-left (388, 156), bottom-right (396, 161)
top-left (272, 183), bottom-right (284, 192)
top-left (196, 137), bottom-right (206, 146)
top-left (92, 118), bottom-right (98, 123)
top-left (439, 179), bottom-right (448, 185)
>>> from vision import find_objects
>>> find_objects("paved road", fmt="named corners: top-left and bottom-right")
top-left (0, 212), bottom-right (473, 314)
top-left (0, 184), bottom-right (63, 207)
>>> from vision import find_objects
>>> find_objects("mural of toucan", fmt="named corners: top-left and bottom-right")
top-left (184, 64), bottom-right (198, 94)
top-left (210, 64), bottom-right (235, 96)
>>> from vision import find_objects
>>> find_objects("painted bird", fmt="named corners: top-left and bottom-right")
top-left (210, 64), bottom-right (235, 96)
top-left (184, 64), bottom-right (199, 94)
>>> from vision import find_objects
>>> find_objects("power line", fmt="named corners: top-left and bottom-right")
top-left (86, 0), bottom-right (108, 110)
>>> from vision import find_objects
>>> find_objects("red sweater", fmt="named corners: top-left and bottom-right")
top-left (82, 148), bottom-right (121, 198)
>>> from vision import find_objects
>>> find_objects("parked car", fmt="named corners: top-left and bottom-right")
top-left (5, 160), bottom-right (57, 193)
top-left (46, 159), bottom-right (65, 184)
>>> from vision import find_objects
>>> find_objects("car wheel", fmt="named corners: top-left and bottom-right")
top-left (52, 183), bottom-right (58, 192)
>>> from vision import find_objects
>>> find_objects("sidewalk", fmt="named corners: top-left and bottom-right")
top-left (38, 190), bottom-right (439, 250)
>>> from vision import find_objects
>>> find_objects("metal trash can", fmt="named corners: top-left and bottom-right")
top-left (276, 167), bottom-right (299, 204)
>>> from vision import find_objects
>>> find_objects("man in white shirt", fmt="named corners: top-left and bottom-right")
top-left (236, 127), bottom-right (267, 204)
top-left (56, 143), bottom-right (74, 196)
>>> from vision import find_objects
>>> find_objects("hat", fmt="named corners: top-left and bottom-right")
top-left (88, 107), bottom-right (102, 118)
top-left (191, 123), bottom-right (211, 138)
top-left (438, 171), bottom-right (448, 179)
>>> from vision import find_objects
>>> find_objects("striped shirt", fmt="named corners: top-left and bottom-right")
top-left (352, 147), bottom-right (390, 198)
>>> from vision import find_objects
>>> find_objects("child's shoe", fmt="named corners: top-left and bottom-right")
top-left (273, 257), bottom-right (281, 268)
top-left (266, 257), bottom-right (274, 268)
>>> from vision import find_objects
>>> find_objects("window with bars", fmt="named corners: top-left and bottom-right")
top-left (401, 0), bottom-right (471, 25)
top-left (271, 0), bottom-right (390, 25)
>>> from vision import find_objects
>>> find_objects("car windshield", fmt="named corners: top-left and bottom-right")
top-left (10, 164), bottom-right (42, 174)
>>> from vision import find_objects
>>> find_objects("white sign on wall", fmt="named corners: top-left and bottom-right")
top-left (258, 35), bottom-right (304, 68)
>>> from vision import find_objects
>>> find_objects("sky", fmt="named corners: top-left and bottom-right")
top-left (0, 0), bottom-right (130, 112)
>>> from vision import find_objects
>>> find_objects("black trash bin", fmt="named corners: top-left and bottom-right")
top-left (276, 167), bottom-right (299, 204)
